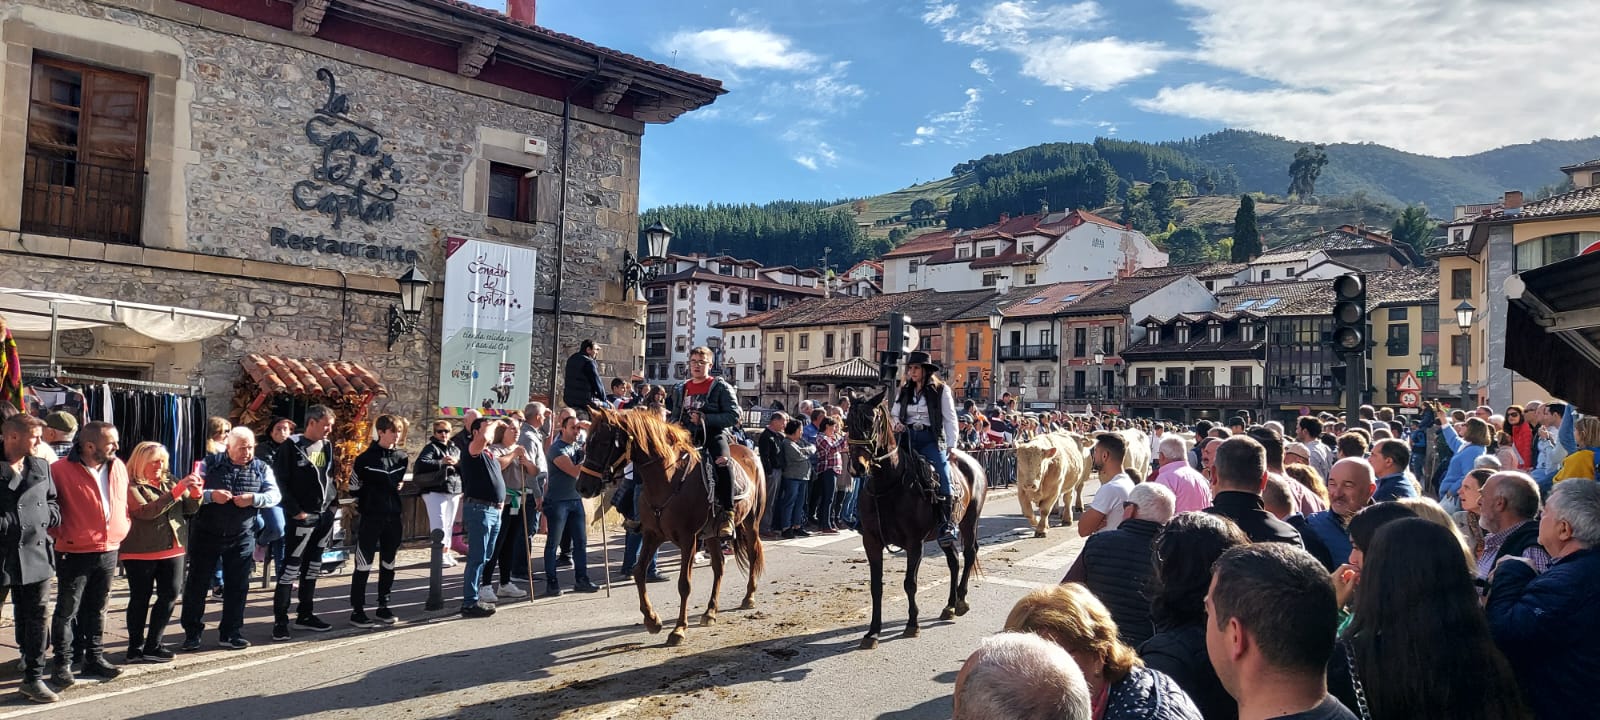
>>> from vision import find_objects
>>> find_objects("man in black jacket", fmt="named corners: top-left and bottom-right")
top-left (669, 346), bottom-right (742, 539)
top-left (1062, 482), bottom-right (1174, 649)
top-left (1205, 436), bottom-right (1303, 546)
top-left (756, 412), bottom-right (788, 538)
top-left (2, 414), bottom-right (61, 703)
top-left (271, 405), bottom-right (340, 640)
top-left (562, 340), bottom-right (608, 416)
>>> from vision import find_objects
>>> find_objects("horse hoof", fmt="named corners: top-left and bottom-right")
top-left (859, 636), bottom-right (879, 650)
top-left (644, 617), bottom-right (663, 634)
top-left (1033, 530), bottom-right (1047, 539)
top-left (701, 615), bottom-right (717, 627)
top-left (955, 600), bottom-right (971, 616)
top-left (902, 626), bottom-right (919, 639)
top-left (739, 599), bottom-right (756, 610)
top-left (939, 607), bottom-right (956, 621)
top-left (666, 630), bottom-right (686, 646)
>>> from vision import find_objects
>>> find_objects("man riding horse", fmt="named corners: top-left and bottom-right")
top-left (666, 346), bottom-right (741, 540)
top-left (889, 350), bottom-right (960, 547)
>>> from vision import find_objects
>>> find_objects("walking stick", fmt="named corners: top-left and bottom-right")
top-left (599, 494), bottom-right (612, 597)
top-left (523, 485), bottom-right (536, 598)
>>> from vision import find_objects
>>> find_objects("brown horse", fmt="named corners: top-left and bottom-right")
top-left (575, 408), bottom-right (766, 646)
top-left (845, 390), bottom-right (987, 649)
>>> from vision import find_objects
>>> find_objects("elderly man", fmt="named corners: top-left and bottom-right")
top-left (1303, 458), bottom-right (1377, 571)
top-left (1487, 478), bottom-right (1600, 720)
top-left (48, 421), bottom-right (130, 686)
top-left (1368, 439), bottom-right (1418, 502)
top-left (1476, 471), bottom-right (1552, 583)
top-left (1205, 436), bottom-right (1302, 546)
top-left (2, 414), bottom-right (60, 703)
top-left (1152, 435), bottom-right (1211, 514)
top-left (1200, 434), bottom-right (1223, 484)
top-left (180, 427), bottom-right (280, 651)
top-left (42, 411), bottom-right (77, 461)
top-left (1062, 483), bottom-right (1175, 648)
top-left (955, 632), bottom-right (1091, 720)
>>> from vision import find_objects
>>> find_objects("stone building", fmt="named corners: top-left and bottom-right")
top-left (0, 0), bottom-right (721, 422)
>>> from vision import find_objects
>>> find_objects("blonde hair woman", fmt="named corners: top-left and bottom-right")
top-left (1005, 583), bottom-right (1202, 719)
top-left (122, 442), bottom-right (203, 662)
top-left (1554, 416), bottom-right (1600, 484)
top-left (204, 416), bottom-right (232, 455)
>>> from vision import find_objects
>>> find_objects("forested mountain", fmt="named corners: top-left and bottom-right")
top-left (637, 201), bottom-right (878, 268)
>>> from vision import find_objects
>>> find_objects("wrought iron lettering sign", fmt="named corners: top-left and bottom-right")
top-left (291, 68), bottom-right (404, 230)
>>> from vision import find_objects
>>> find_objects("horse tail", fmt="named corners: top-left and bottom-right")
top-left (737, 525), bottom-right (765, 580)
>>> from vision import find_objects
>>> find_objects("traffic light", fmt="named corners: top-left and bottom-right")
top-left (1331, 273), bottom-right (1367, 356)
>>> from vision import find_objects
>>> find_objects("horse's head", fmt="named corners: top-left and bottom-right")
top-left (845, 390), bottom-right (887, 476)
top-left (576, 408), bottom-right (629, 498)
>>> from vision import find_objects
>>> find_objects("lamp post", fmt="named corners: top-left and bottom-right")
top-left (989, 308), bottom-right (1004, 407)
top-left (386, 263), bottom-right (431, 351)
top-left (1093, 350), bottom-right (1105, 406)
top-left (1419, 349), bottom-right (1435, 402)
top-left (621, 221), bottom-right (674, 300)
top-left (1454, 300), bottom-right (1476, 410)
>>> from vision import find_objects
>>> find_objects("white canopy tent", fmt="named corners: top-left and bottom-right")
top-left (0, 286), bottom-right (244, 366)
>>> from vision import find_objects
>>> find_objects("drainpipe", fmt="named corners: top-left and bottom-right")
top-left (546, 57), bottom-right (605, 406)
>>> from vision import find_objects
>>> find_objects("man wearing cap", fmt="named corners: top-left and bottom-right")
top-left (890, 351), bottom-right (961, 546)
top-left (42, 412), bottom-right (77, 462)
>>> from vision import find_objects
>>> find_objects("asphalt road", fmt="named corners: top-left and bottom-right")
top-left (0, 484), bottom-right (1095, 720)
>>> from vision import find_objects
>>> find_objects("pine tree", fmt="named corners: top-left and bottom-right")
top-left (1232, 194), bottom-right (1261, 262)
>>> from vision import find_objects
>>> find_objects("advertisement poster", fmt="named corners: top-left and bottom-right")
top-left (437, 236), bottom-right (536, 416)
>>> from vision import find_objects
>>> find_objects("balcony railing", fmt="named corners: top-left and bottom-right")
top-left (646, 320), bottom-right (667, 333)
top-left (1123, 385), bottom-right (1263, 403)
top-left (22, 150), bottom-right (146, 245)
top-left (1060, 386), bottom-right (1121, 403)
top-left (999, 344), bottom-right (1059, 361)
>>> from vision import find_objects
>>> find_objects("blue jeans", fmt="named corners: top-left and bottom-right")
top-left (906, 427), bottom-right (953, 497)
top-left (622, 529), bottom-right (658, 575)
top-left (462, 501), bottom-right (502, 607)
top-left (842, 474), bottom-right (862, 526)
top-left (781, 478), bottom-right (809, 529)
top-left (543, 499), bottom-right (590, 588)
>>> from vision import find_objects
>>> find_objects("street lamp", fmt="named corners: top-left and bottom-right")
top-left (386, 263), bottom-right (431, 351)
top-left (1093, 350), bottom-right (1105, 402)
top-left (1454, 299), bottom-right (1476, 410)
top-left (621, 221), bottom-right (674, 300)
top-left (989, 307), bottom-right (1004, 406)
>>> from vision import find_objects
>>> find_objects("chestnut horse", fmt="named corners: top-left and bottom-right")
top-left (575, 408), bottom-right (765, 646)
top-left (845, 390), bottom-right (987, 649)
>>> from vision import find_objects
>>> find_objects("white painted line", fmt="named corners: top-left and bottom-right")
top-left (1014, 538), bottom-right (1084, 570)
top-left (982, 576), bottom-right (1049, 590)
top-left (779, 530), bottom-right (858, 549)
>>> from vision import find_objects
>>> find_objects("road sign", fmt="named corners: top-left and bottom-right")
top-left (1400, 391), bottom-right (1420, 408)
top-left (1396, 371), bottom-right (1422, 393)
top-left (1417, 370), bottom-right (1436, 378)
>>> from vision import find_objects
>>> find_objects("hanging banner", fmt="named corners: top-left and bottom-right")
top-left (437, 236), bottom-right (536, 416)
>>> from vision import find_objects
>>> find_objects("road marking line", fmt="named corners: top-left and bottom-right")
top-left (983, 576), bottom-right (1049, 590)
top-left (779, 531), bottom-right (858, 548)
top-left (1014, 538), bottom-right (1084, 569)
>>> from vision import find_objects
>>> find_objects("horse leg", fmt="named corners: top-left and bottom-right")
top-left (938, 539), bottom-right (961, 621)
top-left (667, 537), bottom-right (696, 646)
top-left (637, 534), bottom-right (664, 635)
top-left (861, 535), bottom-right (885, 650)
top-left (955, 528), bottom-right (977, 617)
top-left (702, 536), bottom-right (726, 626)
top-left (738, 505), bottom-right (761, 611)
top-left (902, 541), bottom-right (923, 638)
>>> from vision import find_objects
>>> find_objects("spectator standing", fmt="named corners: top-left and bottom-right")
top-left (1487, 478), bottom-right (1600, 720)
top-left (1080, 433), bottom-right (1136, 537)
top-left (1062, 483), bottom-right (1175, 649)
top-left (1152, 437), bottom-right (1211, 514)
top-left (121, 442), bottom-right (201, 663)
top-left (812, 418), bottom-right (846, 535)
top-left (1206, 544), bottom-right (1355, 720)
top-left (459, 417), bottom-right (507, 615)
top-left (1367, 439), bottom-right (1417, 502)
top-left (1, 414), bottom-right (60, 703)
top-left (204, 416), bottom-right (231, 456)
top-left (180, 427), bottom-right (279, 651)
top-left (481, 421), bottom-right (534, 603)
top-left (955, 632), bottom-right (1092, 720)
top-left (1437, 409), bottom-right (1492, 512)
top-left (1529, 402), bottom-right (1569, 494)
top-left (48, 421), bottom-right (130, 685)
top-left (272, 404), bottom-right (340, 639)
top-left (1248, 426), bottom-right (1324, 516)
top-left (778, 419), bottom-right (816, 539)
top-left (253, 416), bottom-right (295, 573)
top-left (42, 411), bottom-right (76, 461)
top-left (414, 420), bottom-right (463, 567)
top-left (1141, 512), bottom-right (1249, 720)
top-left (1452, 468), bottom-right (1492, 564)
top-left (540, 416), bottom-right (599, 597)
top-left (561, 339), bottom-right (608, 415)
top-left (1504, 405), bottom-right (1535, 472)
top-left (1552, 416), bottom-right (1600, 483)
top-left (348, 415), bottom-right (411, 627)
top-left (1303, 458), bottom-right (1376, 572)
top-left (1295, 416), bottom-right (1333, 481)
top-left (1475, 471), bottom-right (1552, 584)
top-left (756, 412), bottom-right (787, 540)
top-left (1205, 437), bottom-right (1302, 546)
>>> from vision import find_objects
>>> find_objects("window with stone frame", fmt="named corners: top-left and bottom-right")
top-left (1037, 369), bottom-right (1051, 387)
top-left (708, 311), bottom-right (722, 326)
top-left (743, 365), bottom-right (755, 382)
top-left (676, 309), bottom-right (689, 325)
top-left (678, 285), bottom-right (688, 300)
top-left (23, 57), bottom-right (149, 245)
top-left (709, 287), bottom-right (723, 302)
top-left (729, 290), bottom-right (742, 305)
top-left (798, 333), bottom-right (810, 350)
top-left (968, 330), bottom-right (981, 360)
top-left (487, 162), bottom-right (535, 222)
top-left (774, 335), bottom-right (784, 351)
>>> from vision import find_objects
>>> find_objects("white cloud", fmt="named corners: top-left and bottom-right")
top-left (908, 87), bottom-right (984, 146)
top-left (922, 1), bottom-right (1171, 94)
top-left (1135, 0), bottom-right (1600, 154)
top-left (794, 155), bottom-right (820, 171)
top-left (664, 27), bottom-right (819, 75)
top-left (922, 2), bottom-right (958, 25)
top-left (794, 142), bottom-right (839, 171)
top-left (786, 61), bottom-right (866, 113)
top-left (970, 58), bottom-right (993, 79)
top-left (1020, 36), bottom-right (1177, 92)
top-left (933, 0), bottom-right (1102, 50)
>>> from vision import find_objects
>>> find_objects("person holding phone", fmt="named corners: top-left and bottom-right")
top-left (121, 442), bottom-right (202, 663)
top-left (179, 427), bottom-right (279, 651)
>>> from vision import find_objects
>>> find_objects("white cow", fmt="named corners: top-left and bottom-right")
top-left (1013, 432), bottom-right (1090, 537)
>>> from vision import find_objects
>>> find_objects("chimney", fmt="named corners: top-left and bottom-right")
top-left (1503, 190), bottom-right (1524, 210)
top-left (998, 212), bottom-right (1009, 222)
top-left (508, 0), bottom-right (536, 25)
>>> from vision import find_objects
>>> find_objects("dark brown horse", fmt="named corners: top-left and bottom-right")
top-left (575, 408), bottom-right (766, 646)
top-left (845, 390), bottom-right (987, 649)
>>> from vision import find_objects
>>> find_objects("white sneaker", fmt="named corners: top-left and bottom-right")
top-left (478, 584), bottom-right (499, 604)
top-left (441, 553), bottom-right (458, 568)
top-left (497, 582), bottom-right (528, 599)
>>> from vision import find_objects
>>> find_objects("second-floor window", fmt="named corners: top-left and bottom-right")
top-left (982, 272), bottom-right (999, 287)
top-left (729, 291), bottom-right (742, 305)
top-left (24, 57), bottom-right (149, 245)
top-left (1074, 328), bottom-right (1087, 357)
top-left (1388, 324), bottom-right (1410, 356)
top-left (1101, 326), bottom-right (1116, 355)
top-left (676, 310), bottom-right (689, 325)
top-left (709, 287), bottom-right (722, 302)
top-left (823, 332), bottom-right (835, 358)
top-left (798, 333), bottom-right (809, 350)
top-left (968, 330), bottom-right (980, 360)
top-left (1037, 369), bottom-right (1051, 387)
top-left (851, 331), bottom-right (863, 357)
top-left (1451, 268), bottom-right (1472, 299)
top-left (487, 163), bottom-right (536, 223)
top-left (774, 335), bottom-right (785, 351)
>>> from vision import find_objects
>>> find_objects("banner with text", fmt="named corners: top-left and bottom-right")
top-left (437, 236), bottom-right (536, 416)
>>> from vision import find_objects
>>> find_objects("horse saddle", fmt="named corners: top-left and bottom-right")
top-left (695, 449), bottom-right (753, 503)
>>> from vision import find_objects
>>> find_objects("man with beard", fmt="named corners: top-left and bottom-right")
top-left (47, 422), bottom-right (130, 686)
top-left (1078, 433), bottom-right (1135, 537)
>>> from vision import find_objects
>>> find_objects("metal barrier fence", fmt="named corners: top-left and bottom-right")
top-left (968, 447), bottom-right (1016, 487)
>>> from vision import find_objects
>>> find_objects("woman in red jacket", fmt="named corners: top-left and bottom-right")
top-left (1504, 405), bottom-right (1535, 471)
top-left (122, 442), bottom-right (202, 663)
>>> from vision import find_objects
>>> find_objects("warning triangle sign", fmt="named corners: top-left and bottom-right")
top-left (1396, 372), bottom-right (1422, 392)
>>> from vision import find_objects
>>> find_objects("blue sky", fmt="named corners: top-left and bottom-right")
top-left (525, 0), bottom-right (1600, 209)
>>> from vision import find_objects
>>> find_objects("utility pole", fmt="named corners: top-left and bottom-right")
top-left (820, 246), bottom-right (835, 298)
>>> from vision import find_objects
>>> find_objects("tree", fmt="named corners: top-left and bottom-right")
top-left (851, 199), bottom-right (869, 216)
top-left (1232, 194), bottom-right (1261, 262)
top-left (887, 227), bottom-right (909, 245)
top-left (1390, 205), bottom-right (1436, 254)
top-left (1163, 226), bottom-right (1210, 264)
top-left (909, 197), bottom-right (937, 219)
top-left (1287, 144), bottom-right (1329, 198)
top-left (1198, 171), bottom-right (1218, 195)
top-left (1147, 181), bottom-right (1176, 227)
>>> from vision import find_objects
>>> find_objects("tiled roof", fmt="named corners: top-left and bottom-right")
top-left (1426, 236), bottom-right (1471, 258)
top-left (790, 357), bottom-right (881, 382)
top-left (1254, 249), bottom-right (1324, 264)
top-left (882, 228), bottom-right (959, 258)
top-left (1509, 184), bottom-right (1600, 220)
top-left (1214, 279), bottom-right (1335, 317)
top-left (1133, 261), bottom-right (1248, 280)
top-left (882, 209), bottom-right (1131, 261)
top-left (998, 280), bottom-right (1112, 319)
top-left (1559, 157), bottom-right (1600, 172)
top-left (1057, 275), bottom-right (1183, 316)
top-left (644, 267), bottom-right (825, 296)
top-left (241, 354), bottom-right (387, 396)
top-left (868, 289), bottom-right (995, 326)
top-left (1367, 268), bottom-right (1439, 307)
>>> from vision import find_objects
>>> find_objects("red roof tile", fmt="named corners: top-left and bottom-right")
top-left (241, 354), bottom-right (387, 397)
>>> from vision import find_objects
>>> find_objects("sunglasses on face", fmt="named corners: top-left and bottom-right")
top-left (434, 430), bottom-right (450, 435)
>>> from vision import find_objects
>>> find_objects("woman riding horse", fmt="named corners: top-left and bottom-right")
top-left (889, 351), bottom-right (960, 547)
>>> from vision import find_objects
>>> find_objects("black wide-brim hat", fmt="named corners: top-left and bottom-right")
top-left (905, 350), bottom-right (942, 374)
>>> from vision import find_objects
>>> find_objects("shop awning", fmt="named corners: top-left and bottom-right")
top-left (1504, 252), bottom-right (1600, 410)
top-left (0, 287), bottom-right (243, 343)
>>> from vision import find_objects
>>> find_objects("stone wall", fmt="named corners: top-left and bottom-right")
top-left (0, 0), bottom-right (649, 421)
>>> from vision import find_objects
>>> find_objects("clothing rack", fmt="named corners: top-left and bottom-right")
top-left (21, 363), bottom-right (202, 395)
